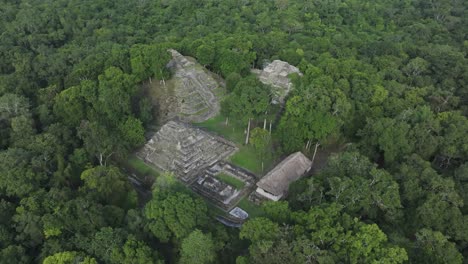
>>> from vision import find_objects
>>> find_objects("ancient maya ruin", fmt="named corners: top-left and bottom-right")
top-left (137, 52), bottom-right (312, 221)
top-left (152, 49), bottom-right (221, 123)
top-left (136, 121), bottom-right (256, 213)
top-left (253, 60), bottom-right (303, 104)
top-left (192, 161), bottom-right (256, 211)
top-left (136, 120), bottom-right (313, 220)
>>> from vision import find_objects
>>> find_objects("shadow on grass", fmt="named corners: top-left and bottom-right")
top-left (238, 198), bottom-right (264, 218)
top-left (126, 155), bottom-right (160, 178)
top-left (195, 115), bottom-right (279, 175)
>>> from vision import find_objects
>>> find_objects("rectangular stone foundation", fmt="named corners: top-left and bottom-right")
top-left (190, 162), bottom-right (256, 211)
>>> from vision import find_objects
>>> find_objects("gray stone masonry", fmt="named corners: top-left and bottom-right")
top-left (255, 60), bottom-right (303, 104)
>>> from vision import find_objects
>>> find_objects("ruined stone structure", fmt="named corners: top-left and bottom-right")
top-left (136, 119), bottom-right (316, 221)
top-left (229, 207), bottom-right (249, 220)
top-left (136, 120), bottom-right (260, 213)
top-left (155, 49), bottom-right (221, 123)
top-left (255, 60), bottom-right (303, 104)
top-left (193, 174), bottom-right (239, 208)
top-left (136, 121), bottom-right (237, 183)
top-left (191, 162), bottom-right (256, 211)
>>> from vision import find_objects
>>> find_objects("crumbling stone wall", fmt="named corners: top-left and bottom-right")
top-left (191, 162), bottom-right (256, 211)
top-left (255, 60), bottom-right (303, 104)
top-left (153, 50), bottom-right (221, 123)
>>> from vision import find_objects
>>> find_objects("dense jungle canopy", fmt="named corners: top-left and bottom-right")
top-left (0, 0), bottom-right (467, 263)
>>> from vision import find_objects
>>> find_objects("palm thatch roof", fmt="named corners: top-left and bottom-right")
top-left (256, 152), bottom-right (312, 196)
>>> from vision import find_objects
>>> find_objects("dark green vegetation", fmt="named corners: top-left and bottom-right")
top-left (0, 0), bottom-right (467, 263)
top-left (126, 155), bottom-right (160, 178)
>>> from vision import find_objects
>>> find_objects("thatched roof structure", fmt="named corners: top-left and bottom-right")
top-left (257, 152), bottom-right (312, 197)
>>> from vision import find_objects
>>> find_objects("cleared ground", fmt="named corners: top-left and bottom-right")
top-left (194, 114), bottom-right (280, 175)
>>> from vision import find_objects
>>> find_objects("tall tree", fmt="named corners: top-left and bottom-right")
top-left (414, 229), bottom-right (463, 264)
top-left (359, 118), bottom-right (414, 164)
top-left (130, 44), bottom-right (171, 82)
top-left (97, 67), bottom-right (136, 124)
top-left (196, 44), bottom-right (215, 67)
top-left (77, 121), bottom-right (121, 166)
top-left (111, 235), bottom-right (162, 264)
top-left (435, 111), bottom-right (468, 167)
top-left (0, 148), bottom-right (45, 197)
top-left (80, 166), bottom-right (137, 208)
top-left (250, 127), bottom-right (271, 171)
top-left (277, 82), bottom-right (350, 152)
top-left (221, 76), bottom-right (270, 123)
top-left (0, 245), bottom-right (30, 264)
top-left (43, 251), bottom-right (97, 264)
top-left (179, 230), bottom-right (216, 264)
top-left (144, 191), bottom-right (208, 242)
top-left (301, 152), bottom-right (402, 221)
top-left (397, 155), bottom-right (468, 241)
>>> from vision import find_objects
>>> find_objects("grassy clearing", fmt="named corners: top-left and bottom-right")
top-left (216, 173), bottom-right (245, 189)
top-left (126, 155), bottom-right (160, 178)
top-left (233, 144), bottom-right (277, 175)
top-left (195, 115), bottom-right (245, 143)
top-left (195, 115), bottom-right (279, 175)
top-left (229, 147), bottom-right (263, 175)
top-left (238, 198), bottom-right (264, 218)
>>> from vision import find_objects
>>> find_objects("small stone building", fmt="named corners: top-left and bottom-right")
top-left (256, 152), bottom-right (312, 201)
top-left (191, 161), bottom-right (256, 210)
top-left (256, 60), bottom-right (303, 104)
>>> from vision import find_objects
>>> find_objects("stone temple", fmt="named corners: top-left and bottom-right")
top-left (136, 121), bottom-right (237, 183)
top-left (255, 60), bottom-right (303, 104)
top-left (157, 49), bottom-right (221, 123)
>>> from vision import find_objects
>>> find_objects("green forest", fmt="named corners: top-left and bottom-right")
top-left (0, 0), bottom-right (467, 263)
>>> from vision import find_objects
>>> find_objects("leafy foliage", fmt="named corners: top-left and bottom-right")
top-left (180, 230), bottom-right (216, 264)
top-left (144, 191), bottom-right (208, 242)
top-left (240, 203), bottom-right (408, 263)
top-left (0, 0), bottom-right (467, 262)
top-left (221, 76), bottom-right (270, 123)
